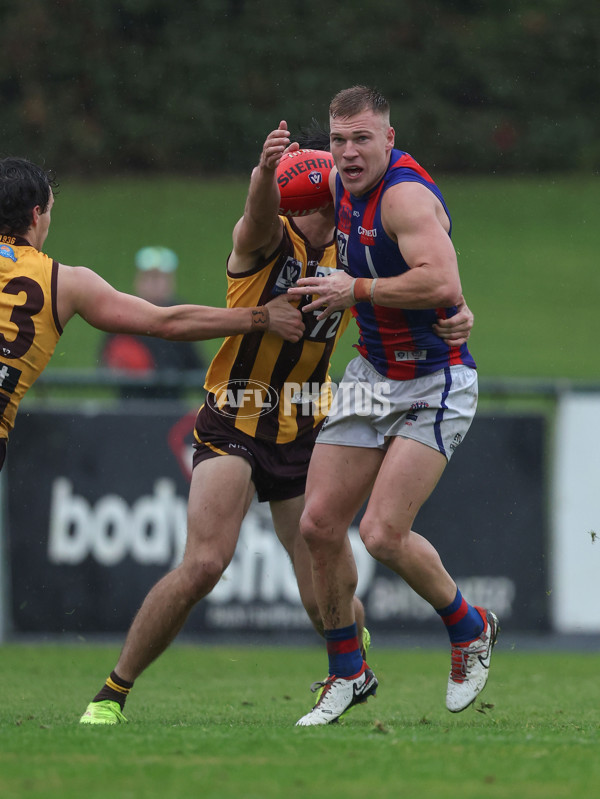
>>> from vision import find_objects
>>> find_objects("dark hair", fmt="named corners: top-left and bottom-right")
top-left (296, 119), bottom-right (330, 151)
top-left (0, 157), bottom-right (58, 236)
top-left (329, 86), bottom-right (390, 120)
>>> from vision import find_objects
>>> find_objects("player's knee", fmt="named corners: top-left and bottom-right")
top-left (361, 529), bottom-right (393, 563)
top-left (180, 556), bottom-right (227, 601)
top-left (298, 507), bottom-right (324, 546)
top-left (299, 509), bottom-right (340, 554)
top-left (359, 515), bottom-right (406, 563)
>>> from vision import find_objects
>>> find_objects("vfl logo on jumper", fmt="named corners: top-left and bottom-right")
top-left (207, 379), bottom-right (279, 419)
top-left (0, 362), bottom-right (21, 393)
top-left (0, 244), bottom-right (17, 262)
top-left (274, 257), bottom-right (302, 292)
top-left (394, 349), bottom-right (427, 362)
top-left (308, 171), bottom-right (323, 186)
top-left (336, 230), bottom-right (349, 267)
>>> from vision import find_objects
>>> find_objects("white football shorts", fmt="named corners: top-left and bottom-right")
top-left (317, 355), bottom-right (478, 461)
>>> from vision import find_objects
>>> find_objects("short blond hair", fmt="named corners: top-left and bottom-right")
top-left (329, 86), bottom-right (390, 124)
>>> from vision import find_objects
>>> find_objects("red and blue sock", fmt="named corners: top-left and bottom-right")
top-left (437, 588), bottom-right (485, 645)
top-left (325, 623), bottom-right (365, 678)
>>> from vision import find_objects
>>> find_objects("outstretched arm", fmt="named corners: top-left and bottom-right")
top-left (56, 264), bottom-right (304, 342)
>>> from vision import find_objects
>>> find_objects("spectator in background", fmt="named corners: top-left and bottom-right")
top-left (100, 246), bottom-right (206, 400)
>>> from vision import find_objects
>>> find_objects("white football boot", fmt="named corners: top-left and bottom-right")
top-left (446, 608), bottom-right (500, 713)
top-left (296, 667), bottom-right (378, 726)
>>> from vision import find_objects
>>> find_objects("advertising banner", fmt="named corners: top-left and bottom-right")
top-left (552, 393), bottom-right (600, 632)
top-left (6, 404), bottom-right (548, 636)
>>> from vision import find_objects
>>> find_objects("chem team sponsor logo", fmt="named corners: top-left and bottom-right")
top-left (207, 378), bottom-right (279, 418)
top-left (358, 226), bottom-right (377, 238)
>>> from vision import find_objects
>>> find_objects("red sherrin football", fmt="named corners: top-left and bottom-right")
top-left (277, 149), bottom-right (334, 217)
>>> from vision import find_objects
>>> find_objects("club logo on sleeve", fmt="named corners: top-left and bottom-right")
top-left (0, 244), bottom-right (17, 262)
top-left (0, 362), bottom-right (22, 393)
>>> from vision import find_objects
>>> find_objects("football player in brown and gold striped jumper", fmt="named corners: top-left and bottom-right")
top-left (81, 123), bottom-right (474, 724)
top-left (0, 157), bottom-right (303, 470)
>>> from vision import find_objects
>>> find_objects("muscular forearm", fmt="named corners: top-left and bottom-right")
top-left (245, 165), bottom-right (281, 224)
top-left (288, 265), bottom-right (461, 320)
top-left (151, 305), bottom-right (269, 341)
top-left (235, 165), bottom-right (282, 256)
top-left (355, 267), bottom-right (461, 310)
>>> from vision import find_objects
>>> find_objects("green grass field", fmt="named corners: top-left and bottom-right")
top-left (1, 643), bottom-right (598, 799)
top-left (44, 173), bottom-right (600, 381)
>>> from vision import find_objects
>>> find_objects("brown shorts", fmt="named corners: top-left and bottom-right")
top-left (192, 404), bottom-right (320, 503)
